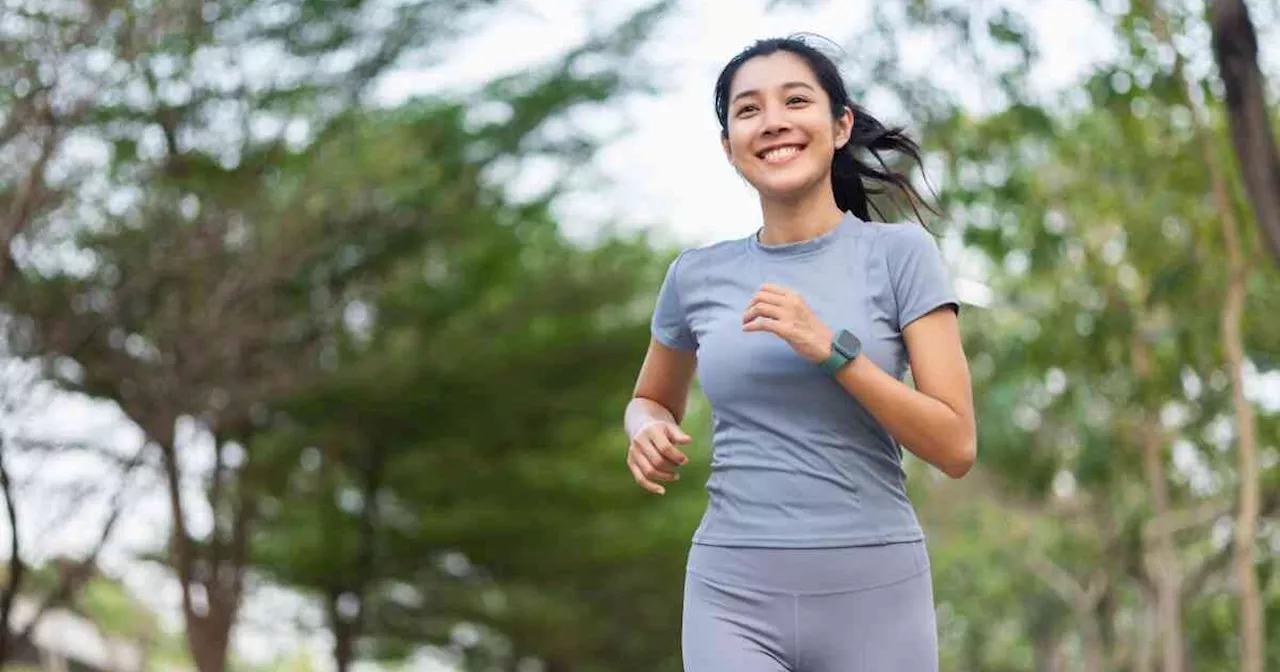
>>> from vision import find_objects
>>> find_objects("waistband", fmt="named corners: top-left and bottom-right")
top-left (685, 540), bottom-right (930, 595)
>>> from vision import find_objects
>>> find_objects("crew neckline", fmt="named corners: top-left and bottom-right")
top-left (747, 211), bottom-right (857, 259)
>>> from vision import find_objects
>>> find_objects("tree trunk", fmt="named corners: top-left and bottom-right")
top-left (1081, 616), bottom-right (1106, 672)
top-left (1210, 140), bottom-right (1265, 672)
top-left (1134, 596), bottom-right (1156, 672)
top-left (0, 437), bottom-right (23, 668)
top-left (156, 421), bottom-right (247, 672)
top-left (1188, 41), bottom-right (1268, 672)
top-left (1025, 554), bottom-right (1108, 672)
top-left (329, 589), bottom-right (357, 672)
top-left (187, 615), bottom-right (234, 672)
top-left (1209, 0), bottom-right (1280, 267)
top-left (328, 445), bottom-right (386, 672)
top-left (1132, 329), bottom-right (1184, 672)
top-left (1032, 630), bottom-right (1063, 672)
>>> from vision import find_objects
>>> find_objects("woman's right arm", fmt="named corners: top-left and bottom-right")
top-left (624, 338), bottom-right (697, 495)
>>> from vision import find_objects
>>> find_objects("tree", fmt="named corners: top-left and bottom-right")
top-left (0, 357), bottom-right (145, 668)
top-left (3, 1), bottom-right (675, 669)
top-left (246, 61), bottom-right (700, 672)
top-left (1207, 0), bottom-right (1280, 267)
top-left (924, 66), bottom-right (1280, 672)
top-left (0, 1), bottom-right (666, 669)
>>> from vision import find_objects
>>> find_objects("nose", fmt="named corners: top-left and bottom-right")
top-left (760, 104), bottom-right (791, 136)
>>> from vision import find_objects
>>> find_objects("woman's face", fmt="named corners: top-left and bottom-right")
top-left (722, 51), bottom-right (852, 203)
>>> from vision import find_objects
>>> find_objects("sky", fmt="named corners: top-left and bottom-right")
top-left (2, 0), bottom-right (1278, 670)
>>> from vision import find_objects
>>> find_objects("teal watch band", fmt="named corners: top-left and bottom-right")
top-left (820, 348), bottom-right (851, 375)
top-left (820, 329), bottom-right (862, 376)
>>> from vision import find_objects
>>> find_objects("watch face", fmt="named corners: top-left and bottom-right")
top-left (834, 330), bottom-right (861, 358)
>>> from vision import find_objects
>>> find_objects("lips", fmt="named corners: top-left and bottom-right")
top-left (757, 144), bottom-right (806, 164)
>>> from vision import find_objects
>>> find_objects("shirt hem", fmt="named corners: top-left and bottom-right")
top-left (651, 329), bottom-right (696, 352)
top-left (691, 528), bottom-right (925, 549)
top-left (899, 298), bottom-right (960, 330)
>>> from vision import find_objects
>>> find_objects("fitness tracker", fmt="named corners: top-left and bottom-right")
top-left (820, 329), bottom-right (862, 375)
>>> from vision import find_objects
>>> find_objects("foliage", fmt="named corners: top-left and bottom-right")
top-left (244, 95), bottom-right (692, 670)
top-left (2, 0), bottom-right (1277, 670)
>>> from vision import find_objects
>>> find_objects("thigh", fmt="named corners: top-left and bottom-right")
top-left (682, 570), bottom-right (795, 672)
top-left (798, 563), bottom-right (939, 672)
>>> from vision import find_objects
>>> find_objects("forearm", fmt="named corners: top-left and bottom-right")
top-left (625, 396), bottom-right (680, 439)
top-left (834, 355), bottom-right (976, 478)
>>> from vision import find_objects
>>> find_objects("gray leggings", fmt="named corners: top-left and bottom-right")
top-left (681, 541), bottom-right (938, 672)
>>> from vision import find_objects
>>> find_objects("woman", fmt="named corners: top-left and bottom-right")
top-left (623, 36), bottom-right (976, 672)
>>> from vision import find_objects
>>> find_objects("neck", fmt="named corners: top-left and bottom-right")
top-left (757, 182), bottom-right (846, 245)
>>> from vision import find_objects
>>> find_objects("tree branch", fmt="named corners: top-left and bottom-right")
top-left (1181, 491), bottom-right (1280, 601)
top-left (208, 433), bottom-right (227, 590)
top-left (10, 435), bottom-right (163, 473)
top-left (14, 438), bottom-right (147, 644)
top-left (1141, 501), bottom-right (1232, 544)
top-left (153, 419), bottom-right (198, 623)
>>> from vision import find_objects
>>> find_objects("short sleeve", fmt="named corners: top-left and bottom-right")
top-left (651, 251), bottom-right (697, 351)
top-left (886, 225), bottom-right (959, 330)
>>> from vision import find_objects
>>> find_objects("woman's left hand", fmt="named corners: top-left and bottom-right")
top-left (742, 283), bottom-right (834, 364)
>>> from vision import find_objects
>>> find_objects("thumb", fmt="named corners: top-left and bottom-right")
top-left (667, 424), bottom-right (692, 443)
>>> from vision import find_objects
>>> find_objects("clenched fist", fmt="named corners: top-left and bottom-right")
top-left (626, 420), bottom-right (691, 495)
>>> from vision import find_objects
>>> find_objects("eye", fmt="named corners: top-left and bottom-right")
top-left (735, 104), bottom-right (758, 117)
top-left (787, 96), bottom-right (810, 105)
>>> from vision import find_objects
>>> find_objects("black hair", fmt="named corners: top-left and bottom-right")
top-left (713, 34), bottom-right (936, 224)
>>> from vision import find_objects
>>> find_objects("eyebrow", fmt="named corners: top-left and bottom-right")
top-left (731, 81), bottom-right (817, 105)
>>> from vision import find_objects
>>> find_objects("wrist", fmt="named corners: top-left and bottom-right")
top-left (820, 329), bottom-right (862, 375)
top-left (809, 325), bottom-right (835, 363)
top-left (627, 416), bottom-right (667, 441)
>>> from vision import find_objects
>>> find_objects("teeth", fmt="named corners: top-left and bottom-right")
top-left (763, 146), bottom-right (800, 162)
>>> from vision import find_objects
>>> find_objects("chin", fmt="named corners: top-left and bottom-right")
top-left (749, 166), bottom-right (827, 203)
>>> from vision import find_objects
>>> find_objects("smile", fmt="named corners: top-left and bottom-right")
top-left (757, 144), bottom-right (805, 164)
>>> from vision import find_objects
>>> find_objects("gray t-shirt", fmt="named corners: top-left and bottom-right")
top-left (652, 212), bottom-right (958, 548)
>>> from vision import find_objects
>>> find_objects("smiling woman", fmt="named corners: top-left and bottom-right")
top-left (622, 34), bottom-right (975, 672)
top-left (714, 38), bottom-right (936, 237)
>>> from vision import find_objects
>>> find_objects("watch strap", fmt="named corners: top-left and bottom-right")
top-left (821, 329), bottom-right (861, 376)
top-left (820, 348), bottom-right (850, 375)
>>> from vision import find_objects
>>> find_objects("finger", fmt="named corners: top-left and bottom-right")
top-left (638, 442), bottom-right (681, 475)
top-left (627, 453), bottom-right (665, 495)
top-left (743, 317), bottom-right (787, 336)
top-left (664, 424), bottom-right (693, 444)
top-left (654, 436), bottom-right (689, 466)
top-left (742, 302), bottom-right (785, 325)
top-left (647, 467), bottom-right (680, 483)
top-left (758, 283), bottom-right (793, 299)
top-left (747, 291), bottom-right (788, 308)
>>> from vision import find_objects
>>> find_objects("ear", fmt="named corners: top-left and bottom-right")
top-left (834, 105), bottom-right (854, 150)
top-left (723, 136), bottom-right (748, 179)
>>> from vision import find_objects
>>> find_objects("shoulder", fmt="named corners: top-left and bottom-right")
top-left (682, 235), bottom-right (750, 263)
top-left (671, 235), bottom-right (750, 279)
top-left (871, 221), bottom-right (940, 259)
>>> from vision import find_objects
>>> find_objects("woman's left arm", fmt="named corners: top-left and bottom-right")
top-left (742, 283), bottom-right (977, 478)
top-left (833, 307), bottom-right (976, 478)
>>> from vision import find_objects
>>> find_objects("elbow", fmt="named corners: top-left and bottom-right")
top-left (940, 437), bottom-right (977, 480)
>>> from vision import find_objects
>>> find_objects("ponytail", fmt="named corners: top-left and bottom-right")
top-left (832, 103), bottom-right (935, 224)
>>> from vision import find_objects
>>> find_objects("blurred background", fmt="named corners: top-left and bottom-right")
top-left (1, 0), bottom-right (1278, 670)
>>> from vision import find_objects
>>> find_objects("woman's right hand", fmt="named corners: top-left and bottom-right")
top-left (626, 420), bottom-right (691, 495)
